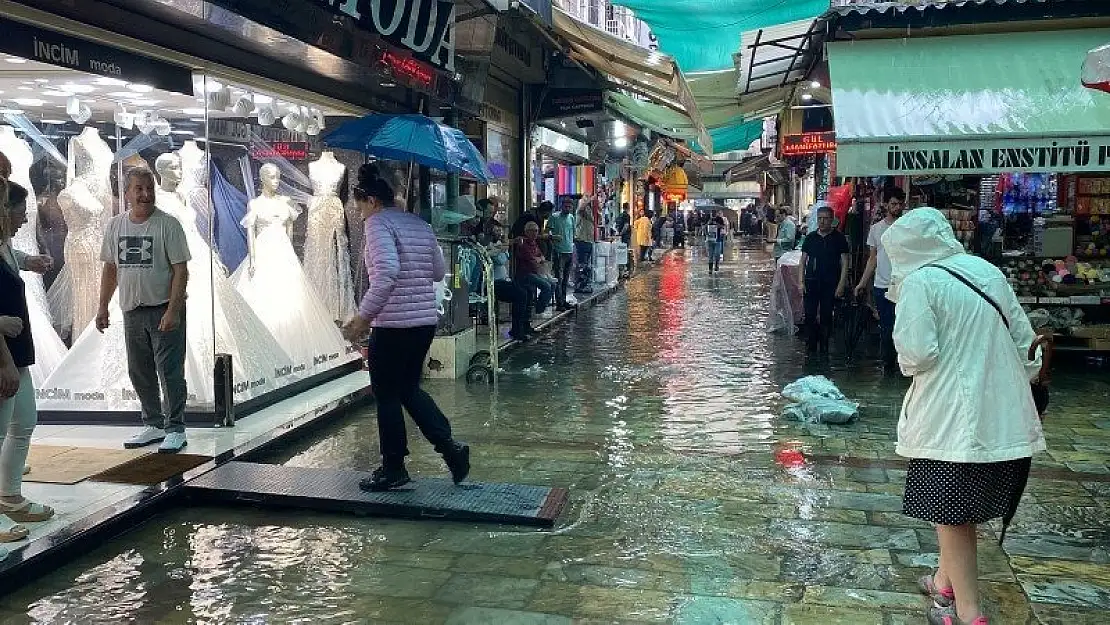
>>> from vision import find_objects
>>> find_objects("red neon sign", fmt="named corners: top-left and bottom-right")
top-left (781, 131), bottom-right (836, 157)
top-left (379, 49), bottom-right (436, 90)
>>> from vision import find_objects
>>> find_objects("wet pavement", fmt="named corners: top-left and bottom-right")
top-left (2, 242), bottom-right (1109, 624)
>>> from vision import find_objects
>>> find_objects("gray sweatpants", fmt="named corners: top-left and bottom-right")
top-left (123, 304), bottom-right (187, 433)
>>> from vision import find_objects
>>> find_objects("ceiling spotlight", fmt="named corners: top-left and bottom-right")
top-left (206, 85), bottom-right (231, 111)
top-left (281, 110), bottom-right (301, 130)
top-left (114, 104), bottom-right (134, 130)
top-left (62, 84), bottom-right (96, 94)
top-left (614, 136), bottom-right (628, 148)
top-left (127, 83), bottom-right (154, 93)
top-left (65, 96), bottom-right (82, 118)
top-left (181, 107), bottom-right (206, 116)
top-left (41, 90), bottom-right (73, 98)
top-left (39, 118), bottom-right (67, 125)
top-left (4, 58), bottom-right (28, 64)
top-left (810, 80), bottom-right (821, 89)
top-left (257, 105), bottom-right (276, 126)
top-left (12, 98), bottom-right (45, 107)
top-left (94, 77), bottom-right (129, 86)
top-left (801, 93), bottom-right (813, 101)
top-left (231, 93), bottom-right (254, 116)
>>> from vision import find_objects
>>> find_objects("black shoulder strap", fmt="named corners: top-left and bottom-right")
top-left (925, 263), bottom-right (1010, 330)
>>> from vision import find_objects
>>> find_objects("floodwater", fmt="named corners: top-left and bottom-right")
top-left (2, 242), bottom-right (1109, 624)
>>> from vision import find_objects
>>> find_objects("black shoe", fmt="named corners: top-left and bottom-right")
top-left (442, 442), bottom-right (471, 485)
top-left (359, 465), bottom-right (411, 492)
top-left (509, 331), bottom-right (531, 342)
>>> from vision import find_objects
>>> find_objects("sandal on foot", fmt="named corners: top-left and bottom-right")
top-left (0, 499), bottom-right (55, 523)
top-left (927, 605), bottom-right (988, 625)
top-left (918, 571), bottom-right (955, 607)
top-left (0, 517), bottom-right (29, 543)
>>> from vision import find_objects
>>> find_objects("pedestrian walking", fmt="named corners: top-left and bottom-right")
top-left (854, 187), bottom-right (906, 374)
top-left (773, 207), bottom-right (797, 261)
top-left (0, 177), bottom-right (55, 540)
top-left (705, 211), bottom-right (727, 273)
top-left (97, 168), bottom-right (191, 453)
top-left (799, 206), bottom-right (849, 357)
top-left (633, 209), bottom-right (653, 263)
top-left (884, 208), bottom-right (1045, 625)
top-left (342, 164), bottom-right (470, 492)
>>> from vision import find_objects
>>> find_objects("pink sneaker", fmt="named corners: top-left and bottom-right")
top-left (918, 572), bottom-right (955, 607)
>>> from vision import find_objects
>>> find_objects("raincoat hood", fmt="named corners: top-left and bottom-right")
top-left (882, 207), bottom-right (965, 302)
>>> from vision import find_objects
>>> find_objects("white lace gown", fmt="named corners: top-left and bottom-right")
top-left (46, 128), bottom-right (114, 339)
top-left (302, 156), bottom-right (356, 323)
top-left (0, 126), bottom-right (68, 385)
top-left (38, 191), bottom-right (300, 413)
top-left (230, 196), bottom-right (357, 376)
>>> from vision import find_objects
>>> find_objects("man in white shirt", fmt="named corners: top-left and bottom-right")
top-left (97, 168), bottom-right (191, 452)
top-left (855, 187), bottom-right (906, 374)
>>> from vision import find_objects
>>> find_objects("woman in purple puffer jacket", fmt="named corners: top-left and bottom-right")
top-left (342, 164), bottom-right (470, 492)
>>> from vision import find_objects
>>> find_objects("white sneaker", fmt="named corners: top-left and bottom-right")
top-left (158, 431), bottom-right (188, 454)
top-left (124, 426), bottom-right (165, 449)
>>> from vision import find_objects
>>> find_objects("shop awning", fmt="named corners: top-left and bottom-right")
top-left (552, 7), bottom-right (712, 152)
top-left (829, 28), bottom-right (1110, 176)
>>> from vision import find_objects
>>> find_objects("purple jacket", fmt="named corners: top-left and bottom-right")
top-left (359, 207), bottom-right (446, 328)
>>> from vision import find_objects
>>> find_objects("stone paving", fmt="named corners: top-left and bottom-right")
top-left (0, 243), bottom-right (1107, 624)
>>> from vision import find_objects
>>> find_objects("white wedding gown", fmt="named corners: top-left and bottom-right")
top-left (302, 156), bottom-right (356, 323)
top-left (38, 188), bottom-right (299, 413)
top-left (46, 128), bottom-right (114, 339)
top-left (0, 126), bottom-right (68, 386)
top-left (231, 196), bottom-right (357, 376)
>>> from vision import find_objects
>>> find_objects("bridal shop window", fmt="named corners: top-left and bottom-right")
top-left (0, 42), bottom-right (366, 423)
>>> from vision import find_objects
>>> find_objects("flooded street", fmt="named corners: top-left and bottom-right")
top-left (2, 243), bottom-right (1109, 624)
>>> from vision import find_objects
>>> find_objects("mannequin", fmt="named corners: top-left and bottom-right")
top-left (38, 154), bottom-right (297, 415)
top-left (230, 163), bottom-right (354, 374)
top-left (303, 151), bottom-right (356, 323)
top-left (46, 126), bottom-right (113, 338)
top-left (177, 140), bottom-right (212, 243)
top-left (0, 126), bottom-right (67, 385)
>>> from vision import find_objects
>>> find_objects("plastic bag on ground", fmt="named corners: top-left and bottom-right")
top-left (781, 375), bottom-right (859, 424)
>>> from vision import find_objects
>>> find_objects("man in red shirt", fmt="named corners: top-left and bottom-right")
top-left (514, 222), bottom-right (554, 316)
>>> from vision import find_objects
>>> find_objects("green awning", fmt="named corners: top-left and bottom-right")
top-left (829, 28), bottom-right (1110, 176)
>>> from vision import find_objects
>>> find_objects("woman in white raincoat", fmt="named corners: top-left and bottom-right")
top-left (883, 208), bottom-right (1045, 625)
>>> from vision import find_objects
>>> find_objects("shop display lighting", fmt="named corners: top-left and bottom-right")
top-left (257, 104), bottom-right (277, 126)
top-left (41, 90), bottom-right (73, 97)
top-left (127, 83), bottom-right (154, 93)
top-left (94, 77), bottom-right (129, 86)
top-left (62, 84), bottom-right (97, 94)
top-left (4, 58), bottom-right (28, 64)
top-left (810, 81), bottom-right (821, 88)
top-left (232, 93), bottom-right (254, 116)
top-left (39, 119), bottom-right (67, 125)
top-left (12, 98), bottom-right (45, 107)
top-left (801, 93), bottom-right (813, 101)
top-left (181, 107), bottom-right (206, 116)
top-left (33, 79), bottom-right (48, 84)
top-left (16, 86), bottom-right (33, 92)
top-left (615, 136), bottom-right (628, 148)
top-left (281, 109), bottom-right (301, 130)
top-left (114, 104), bottom-right (134, 130)
top-left (0, 108), bottom-right (25, 115)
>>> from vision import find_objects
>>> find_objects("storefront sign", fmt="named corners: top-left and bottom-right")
top-left (312, 0), bottom-right (457, 71)
top-left (537, 88), bottom-right (604, 120)
top-left (210, 119), bottom-right (311, 144)
top-left (379, 49), bottom-right (437, 90)
top-left (249, 142), bottom-right (310, 160)
top-left (838, 137), bottom-right (1110, 176)
top-left (0, 17), bottom-right (194, 95)
top-left (780, 132), bottom-right (836, 157)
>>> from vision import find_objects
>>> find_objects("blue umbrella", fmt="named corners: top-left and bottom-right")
top-left (323, 114), bottom-right (492, 183)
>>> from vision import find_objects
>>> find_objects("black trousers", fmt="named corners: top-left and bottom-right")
top-left (493, 279), bottom-right (529, 335)
top-left (368, 325), bottom-right (453, 464)
top-left (553, 252), bottom-right (573, 307)
top-left (803, 281), bottom-right (837, 352)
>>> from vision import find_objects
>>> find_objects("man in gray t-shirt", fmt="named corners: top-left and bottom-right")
top-left (97, 168), bottom-right (191, 452)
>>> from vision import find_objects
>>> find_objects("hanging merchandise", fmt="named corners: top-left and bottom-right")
top-left (556, 164), bottom-right (596, 196)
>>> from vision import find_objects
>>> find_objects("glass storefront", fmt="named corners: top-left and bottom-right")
top-left (1, 24), bottom-right (370, 422)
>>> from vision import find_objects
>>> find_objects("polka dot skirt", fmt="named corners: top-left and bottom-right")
top-left (903, 457), bottom-right (1032, 526)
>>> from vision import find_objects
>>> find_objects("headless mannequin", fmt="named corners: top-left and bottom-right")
top-left (304, 151), bottom-right (355, 322)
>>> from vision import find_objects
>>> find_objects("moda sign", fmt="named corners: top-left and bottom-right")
top-left (837, 137), bottom-right (1110, 176)
top-left (317, 0), bottom-right (457, 71)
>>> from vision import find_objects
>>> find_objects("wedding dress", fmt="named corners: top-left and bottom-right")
top-left (302, 152), bottom-right (356, 323)
top-left (38, 180), bottom-right (298, 414)
top-left (46, 127), bottom-right (114, 338)
top-left (178, 140), bottom-right (213, 244)
top-left (230, 194), bottom-right (356, 376)
top-left (0, 126), bottom-right (67, 385)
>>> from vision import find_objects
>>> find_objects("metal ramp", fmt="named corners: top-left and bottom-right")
top-left (185, 462), bottom-right (569, 527)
